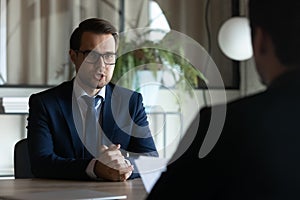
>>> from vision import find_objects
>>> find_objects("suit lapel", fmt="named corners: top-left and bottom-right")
top-left (102, 83), bottom-right (120, 145)
top-left (56, 80), bottom-right (85, 158)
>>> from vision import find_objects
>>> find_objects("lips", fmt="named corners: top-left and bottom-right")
top-left (95, 73), bottom-right (105, 80)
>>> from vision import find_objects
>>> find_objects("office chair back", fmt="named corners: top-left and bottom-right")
top-left (14, 138), bottom-right (34, 178)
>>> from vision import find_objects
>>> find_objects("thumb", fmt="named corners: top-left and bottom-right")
top-left (109, 144), bottom-right (121, 150)
top-left (100, 145), bottom-right (108, 152)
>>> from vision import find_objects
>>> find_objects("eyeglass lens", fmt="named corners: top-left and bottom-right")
top-left (85, 51), bottom-right (116, 65)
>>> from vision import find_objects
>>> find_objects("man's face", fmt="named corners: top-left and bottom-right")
top-left (73, 32), bottom-right (116, 93)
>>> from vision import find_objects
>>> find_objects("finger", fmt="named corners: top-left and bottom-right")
top-left (119, 165), bottom-right (134, 175)
top-left (108, 166), bottom-right (133, 182)
top-left (105, 156), bottom-right (127, 169)
top-left (119, 171), bottom-right (132, 182)
top-left (105, 157), bottom-right (134, 172)
top-left (118, 158), bottom-right (132, 169)
top-left (104, 145), bottom-right (123, 158)
top-left (123, 171), bottom-right (133, 181)
top-left (105, 148), bottom-right (123, 158)
top-left (116, 166), bottom-right (134, 182)
top-left (94, 161), bottom-right (133, 181)
top-left (94, 160), bottom-right (126, 182)
top-left (108, 144), bottom-right (120, 151)
top-left (98, 151), bottom-right (124, 166)
top-left (100, 145), bottom-right (108, 152)
top-left (98, 155), bottom-right (120, 166)
top-left (124, 159), bottom-right (131, 166)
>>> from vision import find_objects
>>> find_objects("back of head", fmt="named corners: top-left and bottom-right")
top-left (249, 0), bottom-right (300, 67)
top-left (70, 18), bottom-right (118, 50)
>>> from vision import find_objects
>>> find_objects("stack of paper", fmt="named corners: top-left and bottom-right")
top-left (2, 97), bottom-right (29, 113)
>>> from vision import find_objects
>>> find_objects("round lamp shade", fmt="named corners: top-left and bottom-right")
top-left (218, 17), bottom-right (253, 61)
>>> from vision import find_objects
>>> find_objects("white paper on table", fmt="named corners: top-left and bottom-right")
top-left (135, 156), bottom-right (169, 193)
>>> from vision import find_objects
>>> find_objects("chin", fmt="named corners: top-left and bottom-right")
top-left (96, 82), bottom-right (106, 89)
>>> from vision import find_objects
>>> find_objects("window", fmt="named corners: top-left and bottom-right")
top-left (149, 0), bottom-right (170, 31)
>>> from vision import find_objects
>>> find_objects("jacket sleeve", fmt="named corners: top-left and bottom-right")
top-left (27, 92), bottom-right (92, 180)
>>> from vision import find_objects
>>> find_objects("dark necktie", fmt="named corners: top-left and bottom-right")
top-left (83, 95), bottom-right (101, 157)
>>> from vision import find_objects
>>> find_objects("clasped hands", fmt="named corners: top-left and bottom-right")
top-left (93, 144), bottom-right (134, 181)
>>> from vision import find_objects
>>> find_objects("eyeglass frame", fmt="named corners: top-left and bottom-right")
top-left (75, 50), bottom-right (117, 65)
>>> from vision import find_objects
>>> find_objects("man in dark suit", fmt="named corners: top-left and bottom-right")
top-left (147, 0), bottom-right (300, 199)
top-left (27, 18), bottom-right (158, 181)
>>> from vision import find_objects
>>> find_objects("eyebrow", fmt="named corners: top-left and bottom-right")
top-left (102, 51), bottom-right (116, 54)
top-left (82, 50), bottom-right (116, 54)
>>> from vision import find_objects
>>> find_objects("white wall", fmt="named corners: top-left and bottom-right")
top-left (0, 115), bottom-right (27, 176)
top-left (0, 87), bottom-right (48, 177)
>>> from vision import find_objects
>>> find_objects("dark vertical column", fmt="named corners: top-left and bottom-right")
top-left (232, 0), bottom-right (240, 16)
top-left (119, 0), bottom-right (125, 32)
top-left (232, 0), bottom-right (241, 89)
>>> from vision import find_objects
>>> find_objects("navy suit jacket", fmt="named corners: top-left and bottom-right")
top-left (27, 79), bottom-right (158, 180)
top-left (147, 70), bottom-right (300, 199)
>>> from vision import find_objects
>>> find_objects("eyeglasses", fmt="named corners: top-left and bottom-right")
top-left (75, 50), bottom-right (116, 65)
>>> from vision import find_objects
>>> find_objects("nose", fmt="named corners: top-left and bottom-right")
top-left (96, 56), bottom-right (106, 68)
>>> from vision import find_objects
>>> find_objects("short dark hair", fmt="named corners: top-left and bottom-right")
top-left (70, 18), bottom-right (118, 50)
top-left (249, 0), bottom-right (300, 67)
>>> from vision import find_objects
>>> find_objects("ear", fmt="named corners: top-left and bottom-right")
top-left (252, 26), bottom-right (273, 56)
top-left (253, 27), bottom-right (264, 56)
top-left (252, 26), bottom-right (280, 85)
top-left (69, 49), bottom-right (77, 64)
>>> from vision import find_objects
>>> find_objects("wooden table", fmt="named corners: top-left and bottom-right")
top-left (0, 178), bottom-right (147, 200)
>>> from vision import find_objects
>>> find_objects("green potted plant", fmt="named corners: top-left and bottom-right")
top-left (111, 29), bottom-right (207, 102)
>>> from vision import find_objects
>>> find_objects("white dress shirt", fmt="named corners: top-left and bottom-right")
top-left (73, 77), bottom-right (105, 179)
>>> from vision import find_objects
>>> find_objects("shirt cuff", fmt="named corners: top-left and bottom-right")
top-left (86, 159), bottom-right (98, 179)
top-left (124, 158), bottom-right (131, 166)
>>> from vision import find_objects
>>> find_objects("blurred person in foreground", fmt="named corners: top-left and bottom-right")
top-left (147, 0), bottom-right (300, 199)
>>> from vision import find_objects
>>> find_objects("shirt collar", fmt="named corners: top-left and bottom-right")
top-left (73, 76), bottom-right (106, 101)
